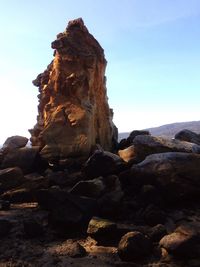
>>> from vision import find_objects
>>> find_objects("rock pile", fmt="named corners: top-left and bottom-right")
top-left (0, 128), bottom-right (200, 266)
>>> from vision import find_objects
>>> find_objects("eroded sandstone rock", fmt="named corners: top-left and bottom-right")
top-left (30, 18), bottom-right (117, 160)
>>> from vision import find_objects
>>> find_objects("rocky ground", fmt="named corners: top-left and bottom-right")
top-left (0, 129), bottom-right (200, 266)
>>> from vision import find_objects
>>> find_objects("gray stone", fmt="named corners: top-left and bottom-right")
top-left (175, 129), bottom-right (200, 145)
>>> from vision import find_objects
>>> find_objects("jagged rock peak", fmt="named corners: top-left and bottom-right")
top-left (30, 18), bottom-right (118, 160)
top-left (67, 17), bottom-right (88, 32)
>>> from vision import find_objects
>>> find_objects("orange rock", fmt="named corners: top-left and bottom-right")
top-left (30, 18), bottom-right (117, 159)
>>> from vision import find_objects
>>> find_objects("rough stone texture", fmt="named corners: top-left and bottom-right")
top-left (1, 136), bottom-right (28, 150)
top-left (159, 225), bottom-right (200, 257)
top-left (175, 129), bottom-right (200, 145)
top-left (87, 217), bottom-right (117, 244)
top-left (118, 231), bottom-right (152, 261)
top-left (30, 18), bottom-right (117, 160)
top-left (118, 130), bottom-right (150, 150)
top-left (0, 167), bottom-right (25, 193)
top-left (36, 187), bottom-right (97, 234)
top-left (0, 147), bottom-right (40, 174)
top-left (83, 150), bottom-right (125, 179)
top-left (70, 176), bottom-right (106, 198)
top-left (131, 152), bottom-right (200, 202)
top-left (132, 135), bottom-right (200, 161)
top-left (118, 145), bottom-right (136, 162)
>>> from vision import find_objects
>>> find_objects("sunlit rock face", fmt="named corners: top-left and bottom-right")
top-left (30, 18), bottom-right (117, 159)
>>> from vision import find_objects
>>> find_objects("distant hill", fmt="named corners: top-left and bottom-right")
top-left (119, 120), bottom-right (200, 140)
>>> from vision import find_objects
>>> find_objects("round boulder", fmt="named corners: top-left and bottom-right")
top-left (118, 231), bottom-right (152, 261)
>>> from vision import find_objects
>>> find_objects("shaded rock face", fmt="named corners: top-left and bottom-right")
top-left (175, 129), bottom-right (200, 145)
top-left (30, 18), bottom-right (117, 160)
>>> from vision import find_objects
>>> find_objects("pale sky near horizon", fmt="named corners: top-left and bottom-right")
top-left (0, 0), bottom-right (200, 144)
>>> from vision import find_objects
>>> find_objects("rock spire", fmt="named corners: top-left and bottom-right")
top-left (30, 18), bottom-right (117, 159)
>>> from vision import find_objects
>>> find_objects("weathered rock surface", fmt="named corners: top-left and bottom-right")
top-left (159, 225), bottom-right (200, 257)
top-left (70, 176), bottom-right (106, 198)
top-left (30, 18), bottom-right (117, 160)
top-left (87, 217), bottom-right (117, 244)
top-left (118, 231), bottom-right (152, 261)
top-left (175, 129), bottom-right (200, 145)
top-left (36, 187), bottom-right (97, 234)
top-left (118, 134), bottom-right (200, 163)
top-left (1, 136), bottom-right (28, 150)
top-left (83, 150), bottom-right (125, 178)
top-left (0, 147), bottom-right (40, 174)
top-left (118, 145), bottom-right (136, 162)
top-left (118, 130), bottom-right (150, 150)
top-left (0, 167), bottom-right (25, 193)
top-left (131, 152), bottom-right (200, 202)
top-left (132, 135), bottom-right (200, 161)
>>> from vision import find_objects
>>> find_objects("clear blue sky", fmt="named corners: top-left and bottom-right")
top-left (0, 0), bottom-right (200, 144)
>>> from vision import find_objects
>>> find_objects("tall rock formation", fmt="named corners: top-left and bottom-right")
top-left (30, 18), bottom-right (117, 159)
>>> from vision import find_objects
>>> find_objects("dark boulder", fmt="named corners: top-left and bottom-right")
top-left (131, 152), bottom-right (200, 203)
top-left (70, 176), bottom-right (105, 198)
top-left (118, 231), bottom-right (152, 261)
top-left (118, 130), bottom-right (150, 150)
top-left (83, 150), bottom-right (126, 179)
top-left (0, 167), bottom-right (25, 193)
top-left (147, 224), bottom-right (167, 242)
top-left (1, 135), bottom-right (28, 150)
top-left (87, 217), bottom-right (117, 245)
top-left (175, 129), bottom-right (200, 145)
top-left (97, 175), bottom-right (124, 218)
top-left (159, 225), bottom-right (200, 257)
top-left (36, 188), bottom-right (98, 234)
top-left (0, 147), bottom-right (41, 174)
top-left (137, 204), bottom-right (166, 226)
top-left (2, 188), bottom-right (34, 203)
top-left (131, 135), bottom-right (200, 162)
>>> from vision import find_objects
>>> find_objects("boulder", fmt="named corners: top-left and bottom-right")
top-left (131, 152), bottom-right (200, 202)
top-left (83, 150), bottom-right (125, 179)
top-left (97, 175), bottom-right (124, 217)
top-left (138, 204), bottom-right (166, 226)
top-left (118, 145), bottom-right (136, 163)
top-left (118, 130), bottom-right (150, 150)
top-left (147, 224), bottom-right (167, 242)
top-left (175, 129), bottom-right (200, 145)
top-left (0, 167), bottom-right (25, 193)
top-left (70, 176), bottom-right (106, 198)
top-left (131, 135), bottom-right (200, 161)
top-left (87, 217), bottom-right (117, 244)
top-left (2, 188), bottom-right (34, 203)
top-left (30, 18), bottom-right (117, 160)
top-left (159, 225), bottom-right (200, 257)
top-left (1, 135), bottom-right (28, 150)
top-left (0, 147), bottom-right (40, 174)
top-left (118, 231), bottom-right (152, 261)
top-left (36, 188), bottom-right (97, 234)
